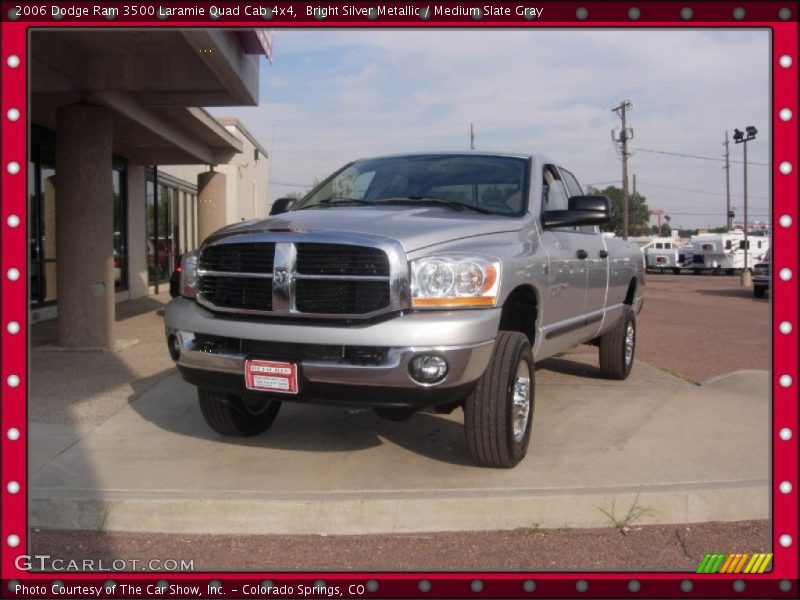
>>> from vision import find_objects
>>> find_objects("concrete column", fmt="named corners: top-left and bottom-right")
top-left (197, 170), bottom-right (227, 244)
top-left (126, 164), bottom-right (148, 299)
top-left (55, 103), bottom-right (115, 348)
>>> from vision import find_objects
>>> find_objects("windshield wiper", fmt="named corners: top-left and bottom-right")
top-left (381, 196), bottom-right (494, 215)
top-left (298, 197), bottom-right (376, 210)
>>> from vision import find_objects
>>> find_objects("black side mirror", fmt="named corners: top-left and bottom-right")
top-left (542, 195), bottom-right (611, 229)
top-left (270, 197), bottom-right (297, 216)
top-left (568, 195), bottom-right (610, 213)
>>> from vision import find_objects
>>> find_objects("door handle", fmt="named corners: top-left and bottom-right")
top-left (576, 249), bottom-right (588, 259)
top-left (599, 250), bottom-right (609, 258)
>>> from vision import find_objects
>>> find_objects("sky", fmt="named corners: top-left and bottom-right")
top-left (209, 28), bottom-right (771, 230)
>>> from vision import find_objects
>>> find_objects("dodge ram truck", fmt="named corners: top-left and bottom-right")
top-left (165, 153), bottom-right (645, 468)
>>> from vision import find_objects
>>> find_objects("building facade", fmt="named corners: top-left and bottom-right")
top-left (29, 30), bottom-right (271, 343)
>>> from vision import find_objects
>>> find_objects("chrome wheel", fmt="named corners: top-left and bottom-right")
top-left (512, 361), bottom-right (531, 443)
top-left (624, 321), bottom-right (635, 367)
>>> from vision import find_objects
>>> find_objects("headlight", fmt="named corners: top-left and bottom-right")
top-left (410, 255), bottom-right (500, 308)
top-left (181, 251), bottom-right (199, 298)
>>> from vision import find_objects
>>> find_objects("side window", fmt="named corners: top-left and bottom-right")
top-left (559, 167), bottom-right (597, 234)
top-left (560, 168), bottom-right (584, 198)
top-left (542, 165), bottom-right (569, 212)
top-left (725, 240), bottom-right (732, 250)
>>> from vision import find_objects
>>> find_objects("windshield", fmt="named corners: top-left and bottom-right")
top-left (295, 154), bottom-right (530, 216)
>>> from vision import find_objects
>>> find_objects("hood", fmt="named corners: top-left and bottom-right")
top-left (212, 206), bottom-right (524, 252)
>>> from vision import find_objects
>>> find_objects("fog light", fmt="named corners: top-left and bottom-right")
top-left (167, 334), bottom-right (181, 361)
top-left (409, 355), bottom-right (448, 384)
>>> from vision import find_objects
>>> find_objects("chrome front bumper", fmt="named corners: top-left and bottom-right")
top-left (164, 298), bottom-right (499, 390)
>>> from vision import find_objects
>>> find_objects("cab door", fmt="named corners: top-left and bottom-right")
top-left (559, 167), bottom-right (609, 318)
top-left (537, 164), bottom-right (594, 349)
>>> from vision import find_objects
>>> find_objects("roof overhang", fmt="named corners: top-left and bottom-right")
top-left (30, 29), bottom-right (264, 165)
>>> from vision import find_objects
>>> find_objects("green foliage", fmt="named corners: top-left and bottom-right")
top-left (650, 223), bottom-right (672, 236)
top-left (587, 185), bottom-right (650, 237)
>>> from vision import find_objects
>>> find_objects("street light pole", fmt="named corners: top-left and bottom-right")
top-left (743, 139), bottom-right (749, 279)
top-left (733, 126), bottom-right (757, 286)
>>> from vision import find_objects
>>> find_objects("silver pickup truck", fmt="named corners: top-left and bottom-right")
top-left (165, 153), bottom-right (645, 468)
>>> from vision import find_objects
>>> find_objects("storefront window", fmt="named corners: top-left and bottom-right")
top-left (146, 170), bottom-right (181, 285)
top-left (113, 164), bottom-right (128, 291)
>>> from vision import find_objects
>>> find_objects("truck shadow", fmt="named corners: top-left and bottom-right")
top-left (697, 288), bottom-right (767, 299)
top-left (128, 381), bottom-right (477, 466)
top-left (537, 356), bottom-right (603, 380)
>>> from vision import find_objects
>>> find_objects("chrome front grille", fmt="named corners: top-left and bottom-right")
top-left (197, 240), bottom-right (398, 318)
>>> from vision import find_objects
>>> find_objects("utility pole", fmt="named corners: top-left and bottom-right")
top-left (612, 101), bottom-right (633, 239)
top-left (724, 131), bottom-right (732, 230)
top-left (470, 123), bottom-right (475, 150)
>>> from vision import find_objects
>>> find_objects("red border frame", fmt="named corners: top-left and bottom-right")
top-left (1, 2), bottom-right (797, 598)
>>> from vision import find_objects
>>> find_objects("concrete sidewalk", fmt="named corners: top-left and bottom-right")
top-left (28, 296), bottom-right (770, 535)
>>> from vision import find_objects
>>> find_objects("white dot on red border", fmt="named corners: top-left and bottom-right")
top-left (779, 481), bottom-right (792, 494)
top-left (779, 55), bottom-right (793, 68)
top-left (779, 428), bottom-right (792, 441)
top-left (779, 162), bottom-right (793, 175)
top-left (7, 428), bottom-right (20, 441)
top-left (779, 375), bottom-right (793, 388)
top-left (6, 375), bottom-right (20, 388)
top-left (779, 534), bottom-right (792, 547)
top-left (779, 268), bottom-right (792, 281)
top-left (6, 214), bottom-right (20, 228)
top-left (6, 55), bottom-right (20, 68)
top-left (6, 108), bottom-right (20, 122)
top-left (779, 215), bottom-right (793, 228)
top-left (6, 534), bottom-right (20, 548)
top-left (6, 161), bottom-right (20, 175)
top-left (7, 322), bottom-right (20, 335)
top-left (6, 481), bottom-right (20, 494)
top-left (779, 108), bottom-right (793, 121)
top-left (779, 322), bottom-right (793, 335)
top-left (7, 268), bottom-right (20, 282)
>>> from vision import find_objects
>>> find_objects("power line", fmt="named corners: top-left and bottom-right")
top-left (638, 181), bottom-right (769, 201)
top-left (634, 147), bottom-right (769, 166)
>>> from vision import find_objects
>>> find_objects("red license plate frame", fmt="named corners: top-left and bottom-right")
top-left (244, 359), bottom-right (298, 394)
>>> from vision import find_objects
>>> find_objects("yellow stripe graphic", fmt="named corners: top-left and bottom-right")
top-left (744, 554), bottom-right (761, 573)
top-left (757, 553), bottom-right (773, 574)
top-left (720, 554), bottom-right (736, 573)
top-left (734, 553), bottom-right (750, 573)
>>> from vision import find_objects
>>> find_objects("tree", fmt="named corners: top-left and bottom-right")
top-left (650, 223), bottom-right (672, 237)
top-left (586, 185), bottom-right (650, 237)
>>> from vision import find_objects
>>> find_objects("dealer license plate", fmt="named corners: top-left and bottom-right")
top-left (244, 360), bottom-right (298, 394)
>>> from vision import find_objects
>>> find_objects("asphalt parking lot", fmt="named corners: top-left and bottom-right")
top-left (28, 272), bottom-right (772, 571)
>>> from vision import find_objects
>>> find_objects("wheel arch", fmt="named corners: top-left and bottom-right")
top-left (499, 284), bottom-right (539, 345)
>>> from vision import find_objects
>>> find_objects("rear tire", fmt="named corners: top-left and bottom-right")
top-left (198, 388), bottom-right (281, 436)
top-left (754, 286), bottom-right (766, 298)
top-left (464, 331), bottom-right (534, 469)
top-left (599, 308), bottom-right (636, 380)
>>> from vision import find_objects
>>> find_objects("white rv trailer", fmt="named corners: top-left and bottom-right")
top-left (690, 231), bottom-right (770, 274)
top-left (645, 237), bottom-right (693, 274)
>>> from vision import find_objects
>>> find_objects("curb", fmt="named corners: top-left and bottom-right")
top-left (31, 480), bottom-right (768, 535)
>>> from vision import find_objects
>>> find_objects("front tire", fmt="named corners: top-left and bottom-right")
top-left (464, 331), bottom-right (534, 469)
top-left (599, 308), bottom-right (636, 380)
top-left (198, 388), bottom-right (281, 436)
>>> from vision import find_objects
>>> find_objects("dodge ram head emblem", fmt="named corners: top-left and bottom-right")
top-left (274, 268), bottom-right (289, 284)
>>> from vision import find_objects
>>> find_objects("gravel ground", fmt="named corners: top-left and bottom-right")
top-left (633, 272), bottom-right (770, 382)
top-left (31, 521), bottom-right (769, 572)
